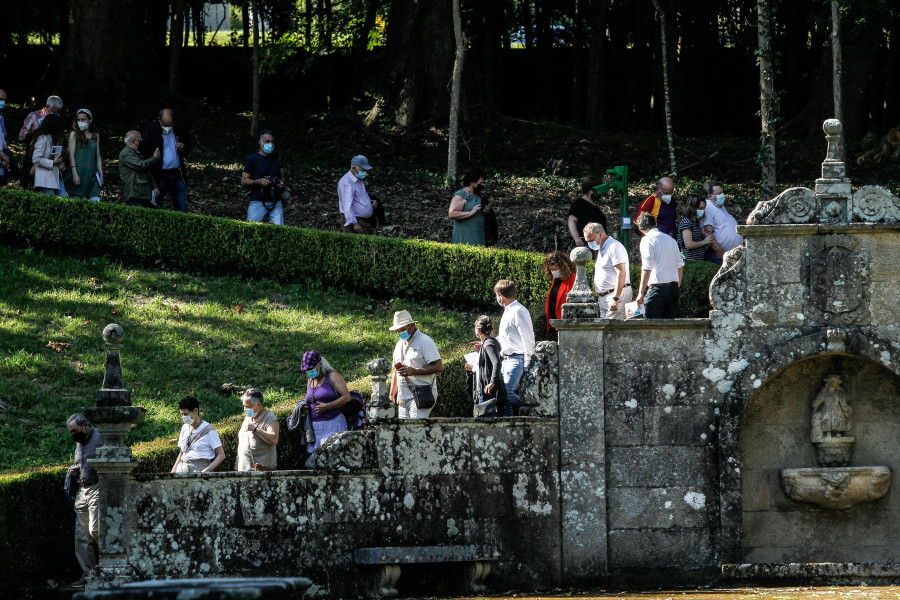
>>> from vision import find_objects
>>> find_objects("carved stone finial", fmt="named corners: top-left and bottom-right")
top-left (561, 246), bottom-right (598, 315)
top-left (102, 323), bottom-right (124, 345)
top-left (816, 119), bottom-right (851, 207)
top-left (96, 324), bottom-right (131, 407)
top-left (366, 358), bottom-right (391, 377)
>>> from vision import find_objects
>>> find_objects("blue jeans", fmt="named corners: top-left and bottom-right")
top-left (248, 200), bottom-right (284, 225)
top-left (158, 170), bottom-right (186, 212)
top-left (501, 356), bottom-right (525, 416)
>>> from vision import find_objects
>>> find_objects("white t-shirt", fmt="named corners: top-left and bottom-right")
top-left (178, 421), bottom-right (223, 461)
top-left (393, 330), bottom-right (442, 403)
top-left (640, 228), bottom-right (684, 285)
top-left (700, 201), bottom-right (743, 251)
top-left (594, 236), bottom-right (631, 293)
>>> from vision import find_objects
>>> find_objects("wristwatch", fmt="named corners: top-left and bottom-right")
top-left (612, 296), bottom-right (620, 301)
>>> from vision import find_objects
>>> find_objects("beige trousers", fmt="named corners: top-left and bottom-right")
top-left (74, 483), bottom-right (100, 575)
top-left (598, 286), bottom-right (633, 320)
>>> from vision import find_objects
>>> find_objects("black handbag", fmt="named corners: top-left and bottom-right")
top-left (483, 200), bottom-right (499, 247)
top-left (473, 398), bottom-right (497, 417)
top-left (64, 469), bottom-right (79, 501)
top-left (411, 384), bottom-right (436, 410)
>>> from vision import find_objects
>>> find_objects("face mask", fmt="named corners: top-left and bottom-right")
top-left (474, 184), bottom-right (484, 195)
top-left (550, 269), bottom-right (561, 279)
top-left (398, 331), bottom-right (411, 341)
top-left (307, 369), bottom-right (319, 379)
top-left (661, 194), bottom-right (673, 204)
top-left (161, 125), bottom-right (172, 134)
top-left (244, 408), bottom-right (257, 418)
top-left (182, 414), bottom-right (194, 425)
top-left (262, 142), bottom-right (274, 154)
top-left (715, 193), bottom-right (725, 206)
top-left (496, 296), bottom-right (505, 307)
top-left (587, 240), bottom-right (600, 251)
top-left (77, 121), bottom-right (89, 131)
top-left (696, 209), bottom-right (705, 218)
top-left (72, 430), bottom-right (88, 444)
top-left (0, 101), bottom-right (6, 110)
top-left (355, 170), bottom-right (367, 180)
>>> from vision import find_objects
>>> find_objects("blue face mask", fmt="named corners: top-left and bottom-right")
top-left (715, 193), bottom-right (725, 206)
top-left (307, 369), bottom-right (319, 379)
top-left (0, 101), bottom-right (5, 110)
top-left (398, 330), bottom-right (411, 341)
top-left (356, 170), bottom-right (367, 180)
top-left (696, 209), bottom-right (705, 218)
top-left (244, 408), bottom-right (256, 418)
top-left (587, 240), bottom-right (600, 251)
top-left (262, 142), bottom-right (274, 154)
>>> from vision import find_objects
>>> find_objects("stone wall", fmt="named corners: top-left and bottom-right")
top-left (127, 419), bottom-right (561, 596)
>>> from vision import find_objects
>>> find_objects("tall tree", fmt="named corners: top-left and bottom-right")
top-left (251, 0), bottom-right (261, 136)
top-left (831, 0), bottom-right (844, 161)
top-left (586, 0), bottom-right (609, 132)
top-left (58, 0), bottom-right (150, 106)
top-left (649, 0), bottom-right (676, 175)
top-left (447, 0), bottom-right (466, 186)
top-left (169, 0), bottom-right (187, 94)
top-left (757, 0), bottom-right (777, 201)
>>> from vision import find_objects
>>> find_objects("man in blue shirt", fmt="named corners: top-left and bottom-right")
top-left (140, 108), bottom-right (191, 212)
top-left (241, 130), bottom-right (286, 225)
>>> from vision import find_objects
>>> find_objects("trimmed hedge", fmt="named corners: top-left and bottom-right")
top-left (0, 189), bottom-right (715, 316)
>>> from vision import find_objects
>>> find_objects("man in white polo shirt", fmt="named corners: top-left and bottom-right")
top-left (494, 279), bottom-right (535, 416)
top-left (635, 212), bottom-right (684, 319)
top-left (584, 222), bottom-right (632, 319)
top-left (389, 310), bottom-right (444, 419)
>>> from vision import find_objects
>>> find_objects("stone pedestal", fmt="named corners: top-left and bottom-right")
top-left (815, 119), bottom-right (852, 222)
top-left (560, 246), bottom-right (599, 320)
top-left (366, 358), bottom-right (395, 420)
top-left (84, 324), bottom-right (145, 590)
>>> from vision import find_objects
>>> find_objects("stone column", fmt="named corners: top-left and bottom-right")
top-left (83, 324), bottom-right (145, 590)
top-left (815, 119), bottom-right (852, 222)
top-left (366, 358), bottom-right (395, 420)
top-left (554, 248), bottom-right (608, 583)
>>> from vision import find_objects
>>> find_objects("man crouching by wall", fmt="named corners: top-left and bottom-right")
top-left (66, 413), bottom-right (104, 589)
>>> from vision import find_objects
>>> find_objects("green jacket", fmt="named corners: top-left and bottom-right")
top-left (118, 145), bottom-right (160, 201)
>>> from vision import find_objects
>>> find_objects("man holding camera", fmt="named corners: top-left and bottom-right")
top-left (242, 130), bottom-right (287, 225)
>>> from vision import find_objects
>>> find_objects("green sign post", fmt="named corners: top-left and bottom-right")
top-left (593, 165), bottom-right (629, 248)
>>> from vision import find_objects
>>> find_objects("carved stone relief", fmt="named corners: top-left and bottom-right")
top-left (852, 185), bottom-right (900, 223)
top-left (305, 429), bottom-right (376, 471)
top-left (519, 341), bottom-right (559, 417)
top-left (746, 187), bottom-right (816, 225)
top-left (708, 245), bottom-right (746, 313)
top-left (801, 234), bottom-right (870, 326)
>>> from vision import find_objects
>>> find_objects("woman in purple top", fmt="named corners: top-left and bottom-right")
top-left (302, 350), bottom-right (352, 451)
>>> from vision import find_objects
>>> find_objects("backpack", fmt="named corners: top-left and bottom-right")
top-left (341, 390), bottom-right (366, 431)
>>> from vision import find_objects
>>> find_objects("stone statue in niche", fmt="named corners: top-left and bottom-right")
top-left (810, 375), bottom-right (852, 443)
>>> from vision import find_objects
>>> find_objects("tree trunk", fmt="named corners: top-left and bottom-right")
top-left (586, 0), bottom-right (609, 132)
top-left (251, 0), bottom-right (261, 137)
top-left (305, 0), bottom-right (312, 46)
top-left (757, 0), bottom-right (777, 201)
top-left (352, 0), bottom-right (379, 98)
top-left (378, 0), bottom-right (455, 127)
top-left (649, 0), bottom-right (676, 176)
top-left (447, 0), bottom-right (466, 187)
top-left (169, 0), bottom-right (187, 94)
top-left (242, 5), bottom-right (250, 48)
top-left (58, 0), bottom-right (150, 107)
top-left (831, 0), bottom-right (845, 161)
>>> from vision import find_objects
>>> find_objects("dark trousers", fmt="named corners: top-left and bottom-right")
top-left (0, 148), bottom-right (19, 186)
top-left (644, 282), bottom-right (680, 319)
top-left (158, 169), bottom-right (186, 212)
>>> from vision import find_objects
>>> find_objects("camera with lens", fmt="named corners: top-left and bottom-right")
top-left (261, 176), bottom-right (291, 203)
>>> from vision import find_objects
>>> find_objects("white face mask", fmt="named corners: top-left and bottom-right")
top-left (715, 193), bottom-right (726, 206)
top-left (77, 121), bottom-right (90, 131)
top-left (661, 194), bottom-right (673, 204)
top-left (496, 296), bottom-right (504, 307)
top-left (181, 414), bottom-right (193, 425)
top-left (244, 407), bottom-right (257, 418)
top-left (161, 125), bottom-right (172, 134)
top-left (550, 269), bottom-right (561, 279)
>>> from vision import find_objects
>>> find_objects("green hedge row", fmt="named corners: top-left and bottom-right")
top-left (0, 189), bottom-right (716, 316)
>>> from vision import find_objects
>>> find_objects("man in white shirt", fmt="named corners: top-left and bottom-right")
top-left (584, 222), bottom-right (632, 319)
top-left (389, 310), bottom-right (444, 419)
top-left (338, 155), bottom-right (385, 234)
top-left (494, 279), bottom-right (535, 416)
top-left (635, 212), bottom-right (684, 319)
top-left (701, 180), bottom-right (743, 253)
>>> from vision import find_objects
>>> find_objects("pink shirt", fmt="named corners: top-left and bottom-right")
top-left (19, 108), bottom-right (49, 139)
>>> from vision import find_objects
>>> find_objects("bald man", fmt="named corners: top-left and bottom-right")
top-left (635, 176), bottom-right (678, 237)
top-left (140, 108), bottom-right (191, 212)
top-left (119, 130), bottom-right (160, 208)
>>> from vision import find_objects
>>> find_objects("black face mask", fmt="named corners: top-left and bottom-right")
top-left (72, 430), bottom-right (89, 445)
top-left (474, 184), bottom-right (484, 195)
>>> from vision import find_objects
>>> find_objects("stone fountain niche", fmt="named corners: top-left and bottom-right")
top-left (780, 373), bottom-right (891, 510)
top-left (740, 353), bottom-right (900, 564)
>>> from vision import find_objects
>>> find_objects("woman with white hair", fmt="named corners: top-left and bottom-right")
top-left (235, 388), bottom-right (279, 471)
top-left (301, 350), bottom-right (352, 451)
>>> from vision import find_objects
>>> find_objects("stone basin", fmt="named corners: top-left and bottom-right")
top-left (781, 466), bottom-right (891, 510)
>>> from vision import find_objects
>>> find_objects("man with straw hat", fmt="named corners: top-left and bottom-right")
top-left (389, 310), bottom-right (444, 419)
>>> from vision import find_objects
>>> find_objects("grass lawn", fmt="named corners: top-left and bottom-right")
top-left (0, 244), bottom-right (474, 473)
